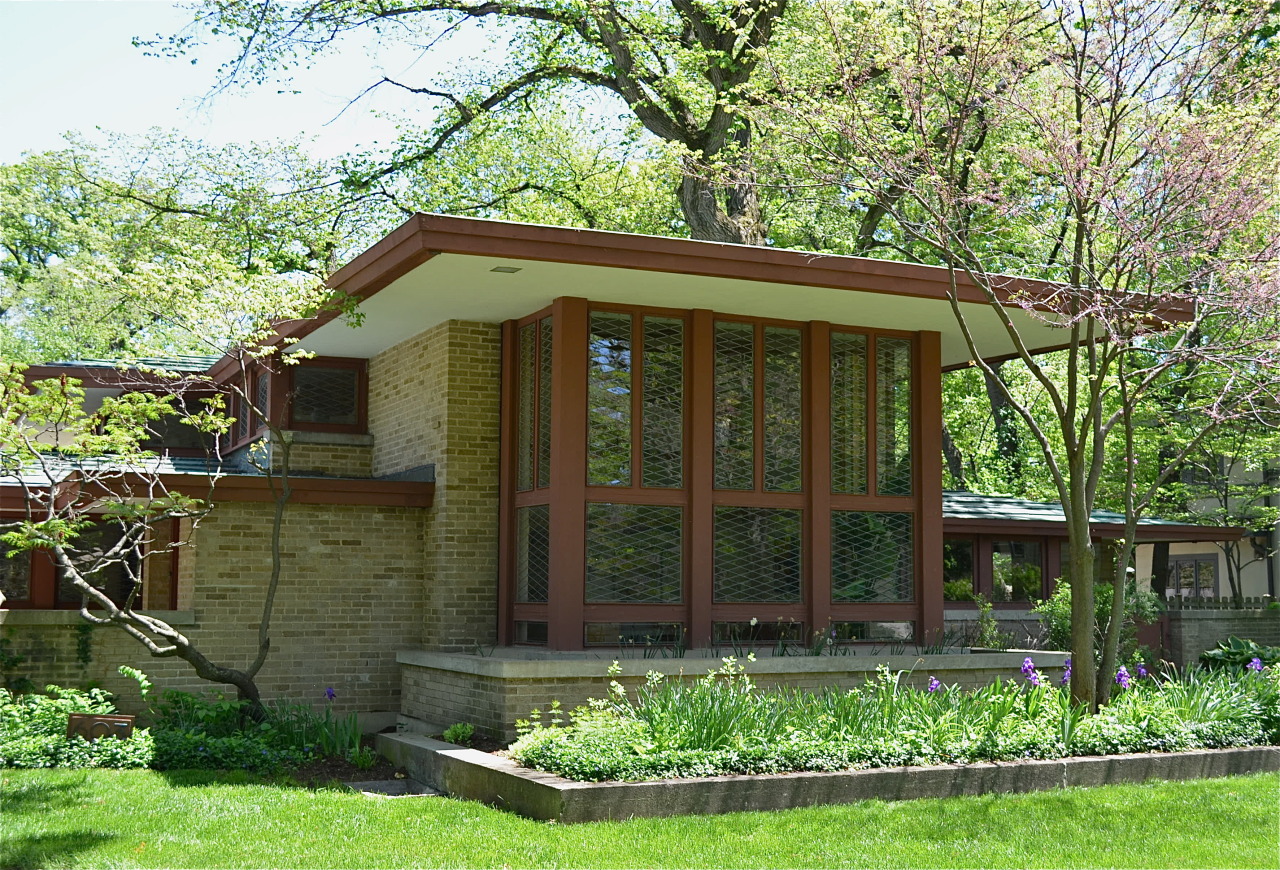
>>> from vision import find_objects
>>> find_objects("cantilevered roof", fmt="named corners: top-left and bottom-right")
top-left (942, 491), bottom-right (1242, 543)
top-left (285, 214), bottom-right (1177, 370)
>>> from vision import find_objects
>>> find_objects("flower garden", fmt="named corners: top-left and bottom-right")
top-left (508, 655), bottom-right (1280, 783)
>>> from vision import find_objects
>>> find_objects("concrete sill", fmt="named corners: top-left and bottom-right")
top-left (376, 734), bottom-right (1279, 823)
top-left (0, 610), bottom-right (197, 627)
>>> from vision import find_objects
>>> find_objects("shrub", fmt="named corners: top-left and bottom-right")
top-left (0, 685), bottom-right (155, 769)
top-left (1032, 579), bottom-right (1159, 662)
top-left (151, 729), bottom-right (305, 775)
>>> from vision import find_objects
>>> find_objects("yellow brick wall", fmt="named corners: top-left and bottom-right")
top-left (368, 320), bottom-right (502, 651)
top-left (3, 501), bottom-right (426, 716)
top-left (282, 442), bottom-right (373, 477)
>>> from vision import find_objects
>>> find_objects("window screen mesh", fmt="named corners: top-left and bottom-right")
top-left (293, 367), bottom-right (359, 425)
top-left (585, 503), bottom-right (683, 603)
top-left (831, 511), bottom-right (914, 602)
top-left (641, 316), bottom-right (684, 488)
top-left (714, 507), bottom-right (802, 602)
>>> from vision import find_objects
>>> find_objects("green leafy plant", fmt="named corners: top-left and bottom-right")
top-left (508, 658), bottom-right (1280, 782)
top-left (0, 684), bottom-right (155, 769)
top-left (1201, 637), bottom-right (1280, 670)
top-left (442, 722), bottom-right (475, 747)
top-left (1032, 581), bottom-right (1160, 663)
top-left (973, 594), bottom-right (1012, 649)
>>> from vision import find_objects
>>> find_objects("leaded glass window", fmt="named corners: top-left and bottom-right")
top-left (763, 327), bottom-right (803, 492)
top-left (831, 511), bottom-right (914, 602)
top-left (587, 312), bottom-right (633, 486)
top-left (515, 505), bottom-right (550, 603)
top-left (831, 332), bottom-right (868, 494)
top-left (714, 322), bottom-right (755, 489)
top-left (876, 337), bottom-right (913, 495)
top-left (714, 507), bottom-right (802, 603)
top-left (585, 503), bottom-right (683, 603)
top-left (641, 316), bottom-right (684, 488)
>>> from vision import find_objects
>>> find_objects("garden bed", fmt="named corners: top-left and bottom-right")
top-left (376, 733), bottom-right (1279, 822)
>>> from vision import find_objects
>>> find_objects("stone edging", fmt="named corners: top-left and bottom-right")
top-left (375, 733), bottom-right (1279, 823)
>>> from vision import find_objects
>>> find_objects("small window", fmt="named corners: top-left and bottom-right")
top-left (943, 538), bottom-right (976, 601)
top-left (287, 360), bottom-right (367, 432)
top-left (1168, 555), bottom-right (1218, 599)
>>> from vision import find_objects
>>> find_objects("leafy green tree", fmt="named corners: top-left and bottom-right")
top-left (0, 134), bottom-right (389, 362)
top-left (747, 0), bottom-right (1280, 707)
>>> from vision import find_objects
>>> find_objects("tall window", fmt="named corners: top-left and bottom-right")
top-left (503, 302), bottom-right (928, 648)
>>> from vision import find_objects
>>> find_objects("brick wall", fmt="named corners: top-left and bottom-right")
top-left (2, 501), bottom-right (426, 717)
top-left (1164, 605), bottom-right (1280, 666)
top-left (368, 320), bottom-right (502, 651)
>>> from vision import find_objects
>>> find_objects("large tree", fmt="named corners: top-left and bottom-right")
top-left (748, 0), bottom-right (1280, 706)
top-left (0, 134), bottom-right (389, 362)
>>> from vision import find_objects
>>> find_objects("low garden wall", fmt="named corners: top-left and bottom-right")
top-left (375, 733), bottom-right (1279, 823)
top-left (396, 649), bottom-right (1070, 740)
top-left (1163, 599), bottom-right (1280, 667)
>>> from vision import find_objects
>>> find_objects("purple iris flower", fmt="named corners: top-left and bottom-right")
top-left (1115, 666), bottom-right (1131, 689)
top-left (325, 686), bottom-right (337, 701)
top-left (927, 676), bottom-right (941, 693)
top-left (1248, 657), bottom-right (1265, 672)
top-left (1061, 657), bottom-right (1071, 686)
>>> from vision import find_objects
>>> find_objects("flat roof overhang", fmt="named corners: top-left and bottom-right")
top-left (942, 517), bottom-right (1245, 543)
top-left (278, 214), bottom-right (1190, 371)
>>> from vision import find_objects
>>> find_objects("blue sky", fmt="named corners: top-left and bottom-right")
top-left (0, 1), bottom-right (488, 163)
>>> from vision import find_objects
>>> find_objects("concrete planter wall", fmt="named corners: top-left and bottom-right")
top-left (397, 649), bottom-right (1070, 740)
top-left (376, 732), bottom-right (1279, 823)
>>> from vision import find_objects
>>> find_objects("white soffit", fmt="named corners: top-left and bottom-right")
top-left (298, 252), bottom-right (1068, 369)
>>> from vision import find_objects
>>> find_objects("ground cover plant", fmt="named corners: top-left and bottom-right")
top-left (0, 668), bottom-right (379, 776)
top-left (0, 686), bottom-right (155, 770)
top-left (0, 768), bottom-right (1274, 869)
top-left (509, 658), bottom-right (1280, 782)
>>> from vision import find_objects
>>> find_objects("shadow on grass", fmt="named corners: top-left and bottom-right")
top-left (0, 831), bottom-right (117, 870)
top-left (0, 773), bottom-right (92, 813)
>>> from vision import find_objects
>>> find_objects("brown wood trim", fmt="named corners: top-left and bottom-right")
top-left (807, 322), bottom-right (833, 635)
top-left (829, 494), bottom-right (917, 511)
top-left (917, 331), bottom-right (944, 643)
top-left (709, 604), bottom-right (807, 621)
top-left (583, 488), bottom-right (690, 506)
top-left (942, 517), bottom-right (1244, 542)
top-left (497, 318), bottom-right (519, 646)
top-left (162, 475), bottom-right (433, 507)
top-left (283, 357), bottom-right (369, 434)
top-left (547, 296), bottom-right (590, 649)
top-left (688, 308), bottom-right (716, 648)
top-left (168, 518), bottom-right (181, 611)
top-left (828, 603), bottom-right (920, 621)
top-left (582, 604), bottom-right (687, 620)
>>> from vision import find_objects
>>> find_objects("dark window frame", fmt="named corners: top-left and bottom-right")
top-left (0, 518), bottom-right (178, 611)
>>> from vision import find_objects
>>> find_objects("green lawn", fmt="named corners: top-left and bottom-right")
top-left (1, 769), bottom-right (1276, 869)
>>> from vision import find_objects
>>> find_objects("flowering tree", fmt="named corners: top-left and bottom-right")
top-left (749, 0), bottom-right (1280, 707)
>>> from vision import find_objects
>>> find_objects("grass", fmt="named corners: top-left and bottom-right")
top-left (1, 769), bottom-right (1276, 869)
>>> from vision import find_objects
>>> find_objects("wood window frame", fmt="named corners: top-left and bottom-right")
top-left (499, 297), bottom-right (944, 649)
top-left (0, 517), bottom-right (179, 611)
top-left (283, 356), bottom-right (369, 434)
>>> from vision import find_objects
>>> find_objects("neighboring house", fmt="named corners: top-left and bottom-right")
top-left (938, 491), bottom-right (1243, 646)
top-left (0, 214), bottom-right (1241, 728)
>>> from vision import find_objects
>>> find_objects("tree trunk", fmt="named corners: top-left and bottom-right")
top-left (678, 170), bottom-right (765, 246)
top-left (942, 422), bottom-right (968, 489)
top-left (983, 362), bottom-right (1023, 489)
top-left (1096, 539), bottom-right (1131, 705)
